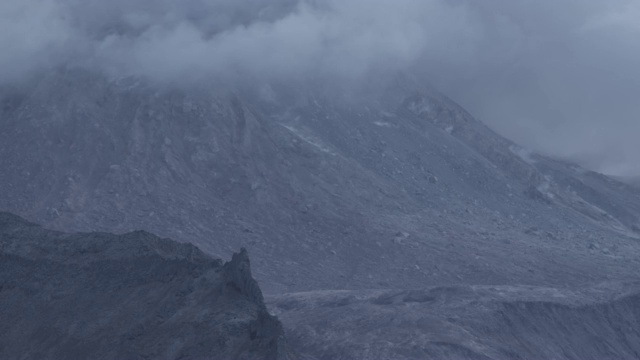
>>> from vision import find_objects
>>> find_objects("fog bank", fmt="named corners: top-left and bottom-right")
top-left (1, 0), bottom-right (638, 176)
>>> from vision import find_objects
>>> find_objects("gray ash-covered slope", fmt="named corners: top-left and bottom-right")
top-left (2, 69), bottom-right (640, 293)
top-left (269, 282), bottom-right (640, 360)
top-left (0, 212), bottom-right (290, 360)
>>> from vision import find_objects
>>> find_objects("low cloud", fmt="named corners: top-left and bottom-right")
top-left (1, 0), bottom-right (639, 176)
top-left (0, 0), bottom-right (474, 83)
top-left (423, 0), bottom-right (640, 177)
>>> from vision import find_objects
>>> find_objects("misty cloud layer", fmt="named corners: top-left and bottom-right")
top-left (1, 0), bottom-right (638, 176)
top-left (0, 0), bottom-right (465, 83)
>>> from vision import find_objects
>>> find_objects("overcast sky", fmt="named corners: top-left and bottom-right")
top-left (1, 0), bottom-right (638, 176)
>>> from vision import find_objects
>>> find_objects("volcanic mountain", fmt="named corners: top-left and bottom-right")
top-left (2, 70), bottom-right (639, 293)
top-left (2, 69), bottom-right (640, 358)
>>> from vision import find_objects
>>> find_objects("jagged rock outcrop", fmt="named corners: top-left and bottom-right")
top-left (223, 248), bottom-right (291, 360)
top-left (0, 212), bottom-right (292, 360)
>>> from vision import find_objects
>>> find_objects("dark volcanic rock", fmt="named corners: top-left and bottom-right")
top-left (268, 283), bottom-right (640, 360)
top-left (0, 212), bottom-right (291, 360)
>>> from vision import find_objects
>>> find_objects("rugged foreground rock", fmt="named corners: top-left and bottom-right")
top-left (269, 283), bottom-right (640, 360)
top-left (0, 212), bottom-right (290, 360)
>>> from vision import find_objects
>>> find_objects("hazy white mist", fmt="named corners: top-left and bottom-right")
top-left (1, 0), bottom-right (638, 176)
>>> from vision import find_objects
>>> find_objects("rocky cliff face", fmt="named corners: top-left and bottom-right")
top-left (0, 212), bottom-right (291, 360)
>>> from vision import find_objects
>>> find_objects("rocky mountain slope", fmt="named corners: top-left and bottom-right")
top-left (1, 69), bottom-right (640, 294)
top-left (3, 67), bottom-right (640, 359)
top-left (0, 211), bottom-right (290, 360)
